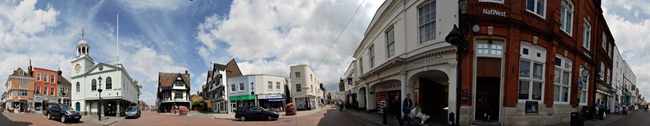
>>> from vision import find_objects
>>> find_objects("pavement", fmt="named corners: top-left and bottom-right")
top-left (209, 106), bottom-right (326, 120)
top-left (549, 110), bottom-right (638, 126)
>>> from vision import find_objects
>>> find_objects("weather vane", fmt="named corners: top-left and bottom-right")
top-left (81, 28), bottom-right (86, 40)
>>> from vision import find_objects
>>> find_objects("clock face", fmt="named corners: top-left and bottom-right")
top-left (75, 64), bottom-right (81, 73)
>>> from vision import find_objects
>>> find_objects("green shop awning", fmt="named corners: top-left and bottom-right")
top-left (230, 95), bottom-right (256, 101)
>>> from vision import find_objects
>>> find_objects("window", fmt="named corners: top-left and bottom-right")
top-left (369, 45), bottom-right (375, 68)
top-left (37, 72), bottom-right (41, 81)
top-left (386, 28), bottom-right (395, 58)
top-left (50, 75), bottom-right (55, 82)
top-left (231, 84), bottom-right (236, 92)
top-left (526, 0), bottom-right (546, 17)
top-left (18, 70), bottom-right (24, 76)
top-left (600, 62), bottom-right (605, 80)
top-left (560, 0), bottom-right (573, 35)
top-left (296, 84), bottom-right (302, 92)
top-left (518, 42), bottom-right (546, 102)
top-left (607, 68), bottom-right (611, 83)
top-left (419, 2), bottom-right (436, 43)
top-left (477, 41), bottom-right (503, 56)
top-left (608, 44), bottom-right (613, 58)
top-left (44, 87), bottom-right (48, 96)
top-left (359, 58), bottom-right (363, 74)
top-left (554, 55), bottom-right (572, 104)
top-left (76, 82), bottom-right (80, 92)
top-left (106, 77), bottom-right (112, 89)
top-left (92, 79), bottom-right (97, 91)
top-left (19, 89), bottom-right (28, 96)
top-left (276, 82), bottom-right (281, 90)
top-left (44, 73), bottom-right (49, 82)
top-left (19, 79), bottom-right (28, 85)
top-left (480, 0), bottom-right (504, 3)
top-left (239, 83), bottom-right (244, 91)
top-left (583, 19), bottom-right (591, 50)
top-left (174, 81), bottom-right (184, 87)
top-left (175, 91), bottom-right (183, 99)
top-left (580, 66), bottom-right (590, 105)
top-left (60, 87), bottom-right (64, 96)
top-left (51, 87), bottom-right (54, 96)
top-left (268, 81), bottom-right (273, 91)
top-left (36, 86), bottom-right (40, 95)
top-left (295, 72), bottom-right (301, 78)
top-left (602, 33), bottom-right (607, 50)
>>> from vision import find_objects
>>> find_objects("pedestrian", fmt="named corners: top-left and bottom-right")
top-left (599, 101), bottom-right (606, 120)
top-left (592, 100), bottom-right (600, 121)
top-left (403, 94), bottom-right (413, 126)
top-left (391, 95), bottom-right (402, 126)
top-left (338, 101), bottom-right (343, 111)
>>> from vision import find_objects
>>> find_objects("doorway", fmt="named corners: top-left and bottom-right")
top-left (475, 77), bottom-right (500, 121)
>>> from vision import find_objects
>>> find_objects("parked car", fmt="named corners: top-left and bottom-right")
top-left (42, 104), bottom-right (54, 116)
top-left (235, 106), bottom-right (279, 121)
top-left (46, 104), bottom-right (81, 123)
top-left (125, 106), bottom-right (141, 118)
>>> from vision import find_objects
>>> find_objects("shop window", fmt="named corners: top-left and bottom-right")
top-left (560, 0), bottom-right (573, 35)
top-left (526, 0), bottom-right (546, 18)
top-left (419, 2), bottom-right (436, 43)
top-left (518, 42), bottom-right (546, 102)
top-left (579, 66), bottom-right (589, 105)
top-left (553, 55), bottom-right (572, 104)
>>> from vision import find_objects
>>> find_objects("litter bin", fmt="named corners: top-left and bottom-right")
top-left (571, 112), bottom-right (584, 126)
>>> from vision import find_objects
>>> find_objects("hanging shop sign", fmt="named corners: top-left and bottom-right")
top-left (483, 9), bottom-right (506, 17)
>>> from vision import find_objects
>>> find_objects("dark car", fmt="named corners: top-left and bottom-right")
top-left (235, 106), bottom-right (279, 121)
top-left (125, 106), bottom-right (141, 118)
top-left (42, 104), bottom-right (54, 116)
top-left (46, 104), bottom-right (81, 123)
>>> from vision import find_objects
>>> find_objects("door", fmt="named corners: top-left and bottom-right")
top-left (76, 102), bottom-right (80, 111)
top-left (475, 58), bottom-right (502, 121)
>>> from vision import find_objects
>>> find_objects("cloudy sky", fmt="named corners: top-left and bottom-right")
top-left (0, 0), bottom-right (648, 105)
top-left (0, 0), bottom-right (383, 105)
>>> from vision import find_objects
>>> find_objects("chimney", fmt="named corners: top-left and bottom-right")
top-left (185, 70), bottom-right (190, 78)
top-left (57, 68), bottom-right (62, 76)
top-left (28, 59), bottom-right (33, 76)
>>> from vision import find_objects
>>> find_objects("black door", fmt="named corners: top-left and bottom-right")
top-left (475, 77), bottom-right (500, 121)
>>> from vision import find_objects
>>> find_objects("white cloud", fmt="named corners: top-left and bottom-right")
top-left (603, 2), bottom-right (650, 101)
top-left (118, 0), bottom-right (190, 12)
top-left (0, 0), bottom-right (60, 52)
top-left (125, 47), bottom-right (189, 84)
top-left (196, 0), bottom-right (382, 91)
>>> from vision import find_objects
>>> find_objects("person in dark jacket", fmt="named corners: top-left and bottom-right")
top-left (403, 94), bottom-right (413, 126)
top-left (391, 96), bottom-right (402, 126)
top-left (599, 101), bottom-right (606, 120)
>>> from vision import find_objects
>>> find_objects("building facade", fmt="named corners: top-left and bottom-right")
top-left (228, 74), bottom-right (286, 111)
top-left (57, 71), bottom-right (72, 107)
top-left (344, 0), bottom-right (460, 125)
top-left (31, 66), bottom-right (59, 112)
top-left (3, 67), bottom-right (35, 112)
top-left (70, 33), bottom-right (139, 116)
top-left (456, 0), bottom-right (620, 125)
top-left (204, 59), bottom-right (242, 113)
top-left (290, 65), bottom-right (324, 110)
top-left (156, 71), bottom-right (191, 112)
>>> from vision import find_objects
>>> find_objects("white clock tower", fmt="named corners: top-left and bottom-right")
top-left (71, 29), bottom-right (95, 77)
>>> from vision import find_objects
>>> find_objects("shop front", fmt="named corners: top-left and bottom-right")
top-left (34, 95), bottom-right (58, 112)
top-left (257, 94), bottom-right (285, 110)
top-left (372, 80), bottom-right (401, 113)
top-left (230, 95), bottom-right (256, 111)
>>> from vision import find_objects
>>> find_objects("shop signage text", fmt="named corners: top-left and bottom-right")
top-left (483, 9), bottom-right (506, 17)
top-left (229, 95), bottom-right (256, 101)
top-left (257, 94), bottom-right (283, 99)
top-left (412, 56), bottom-right (444, 65)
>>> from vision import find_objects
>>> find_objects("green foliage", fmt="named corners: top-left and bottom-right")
top-left (192, 100), bottom-right (203, 106)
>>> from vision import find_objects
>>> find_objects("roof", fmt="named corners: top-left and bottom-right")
top-left (224, 59), bottom-right (243, 78)
top-left (10, 67), bottom-right (32, 78)
top-left (158, 72), bottom-right (190, 88)
top-left (58, 76), bottom-right (71, 87)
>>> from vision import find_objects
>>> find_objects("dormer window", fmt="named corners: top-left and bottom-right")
top-left (177, 76), bottom-right (182, 80)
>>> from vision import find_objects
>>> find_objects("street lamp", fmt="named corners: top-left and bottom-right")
top-left (251, 82), bottom-right (256, 107)
top-left (98, 76), bottom-right (103, 121)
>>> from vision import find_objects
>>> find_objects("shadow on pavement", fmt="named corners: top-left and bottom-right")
top-left (0, 113), bottom-right (33, 126)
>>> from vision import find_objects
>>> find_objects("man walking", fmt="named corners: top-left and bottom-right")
top-left (403, 94), bottom-right (413, 126)
top-left (599, 101), bottom-right (606, 120)
top-left (338, 101), bottom-right (343, 111)
top-left (391, 96), bottom-right (402, 126)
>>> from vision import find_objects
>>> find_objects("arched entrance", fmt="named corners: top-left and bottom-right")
top-left (358, 87), bottom-right (367, 110)
top-left (410, 70), bottom-right (449, 125)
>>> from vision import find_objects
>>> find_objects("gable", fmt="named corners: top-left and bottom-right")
top-left (85, 63), bottom-right (117, 74)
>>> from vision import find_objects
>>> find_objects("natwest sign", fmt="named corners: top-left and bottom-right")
top-left (483, 9), bottom-right (506, 17)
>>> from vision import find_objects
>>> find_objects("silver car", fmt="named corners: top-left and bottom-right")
top-left (125, 106), bottom-right (141, 119)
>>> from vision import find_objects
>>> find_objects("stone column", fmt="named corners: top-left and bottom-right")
top-left (400, 70), bottom-right (408, 117)
top-left (448, 61), bottom-right (458, 123)
top-left (117, 101), bottom-right (120, 117)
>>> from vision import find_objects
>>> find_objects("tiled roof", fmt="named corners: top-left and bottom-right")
top-left (158, 72), bottom-right (190, 88)
top-left (10, 67), bottom-right (32, 78)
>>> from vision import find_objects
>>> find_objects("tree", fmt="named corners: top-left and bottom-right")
top-left (338, 78), bottom-right (344, 91)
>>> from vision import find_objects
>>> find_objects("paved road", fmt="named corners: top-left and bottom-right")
top-left (0, 106), bottom-right (370, 126)
top-left (609, 110), bottom-right (650, 126)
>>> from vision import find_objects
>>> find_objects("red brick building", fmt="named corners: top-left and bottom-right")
top-left (457, 0), bottom-right (614, 125)
top-left (30, 65), bottom-right (59, 112)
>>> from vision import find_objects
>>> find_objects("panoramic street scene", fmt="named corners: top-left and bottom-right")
top-left (1, 0), bottom-right (650, 126)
